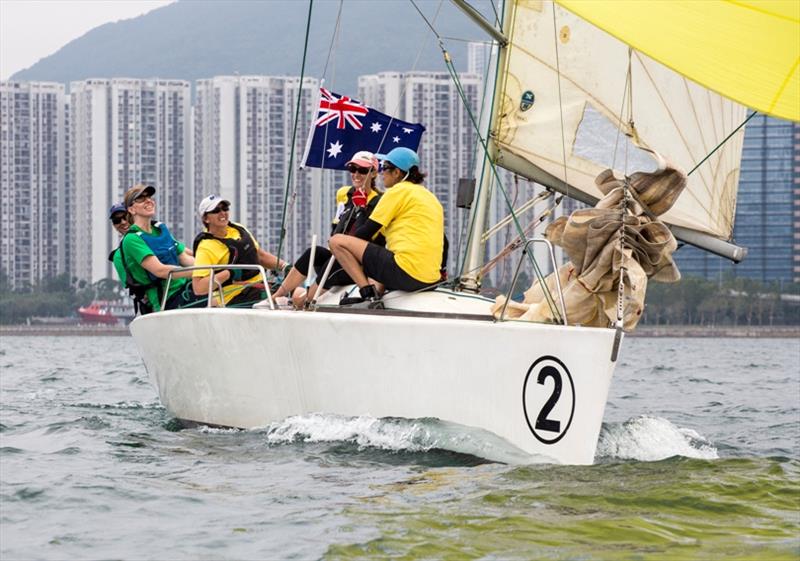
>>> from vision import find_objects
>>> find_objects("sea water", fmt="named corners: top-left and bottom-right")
top-left (0, 336), bottom-right (797, 560)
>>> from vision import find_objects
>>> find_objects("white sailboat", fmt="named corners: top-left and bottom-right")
top-left (129, 1), bottom-right (798, 464)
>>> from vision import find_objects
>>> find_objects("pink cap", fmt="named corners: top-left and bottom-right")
top-left (345, 150), bottom-right (379, 170)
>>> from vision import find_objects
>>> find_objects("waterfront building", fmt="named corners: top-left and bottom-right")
top-left (675, 115), bottom-right (800, 285)
top-left (0, 81), bottom-right (67, 290)
top-left (194, 75), bottom-right (335, 261)
top-left (69, 78), bottom-right (191, 283)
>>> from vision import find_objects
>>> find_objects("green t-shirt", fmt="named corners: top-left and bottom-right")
top-left (111, 247), bottom-right (126, 285)
top-left (121, 224), bottom-right (188, 312)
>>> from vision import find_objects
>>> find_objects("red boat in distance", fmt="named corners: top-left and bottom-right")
top-left (77, 300), bottom-right (135, 325)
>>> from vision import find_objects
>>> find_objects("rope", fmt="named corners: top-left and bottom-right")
top-left (275, 0), bottom-right (314, 264)
top-left (688, 111), bottom-right (757, 176)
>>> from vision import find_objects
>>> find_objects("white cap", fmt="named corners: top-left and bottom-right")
top-left (198, 194), bottom-right (231, 217)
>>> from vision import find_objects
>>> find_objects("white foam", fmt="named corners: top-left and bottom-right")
top-left (597, 415), bottom-right (718, 461)
top-left (259, 413), bottom-right (552, 465)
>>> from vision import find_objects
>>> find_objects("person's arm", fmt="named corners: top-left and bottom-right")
top-left (353, 218), bottom-right (382, 241)
top-left (139, 255), bottom-right (193, 279)
top-left (192, 271), bottom-right (230, 296)
top-left (178, 249), bottom-right (194, 267)
top-left (257, 248), bottom-right (287, 271)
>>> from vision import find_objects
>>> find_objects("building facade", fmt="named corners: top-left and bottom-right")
top-left (194, 75), bottom-right (336, 261)
top-left (675, 115), bottom-right (800, 285)
top-left (0, 81), bottom-right (67, 290)
top-left (70, 78), bottom-right (191, 283)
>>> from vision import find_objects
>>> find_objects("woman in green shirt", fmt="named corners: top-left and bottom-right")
top-left (120, 184), bottom-right (197, 312)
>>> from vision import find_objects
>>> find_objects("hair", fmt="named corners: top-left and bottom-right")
top-left (406, 166), bottom-right (426, 185)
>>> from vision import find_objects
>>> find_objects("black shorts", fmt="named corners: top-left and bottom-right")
top-left (362, 243), bottom-right (437, 292)
top-left (294, 245), bottom-right (353, 289)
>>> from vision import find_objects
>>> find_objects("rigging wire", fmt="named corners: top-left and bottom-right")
top-left (312, 0), bottom-right (344, 169)
top-left (274, 0), bottom-right (314, 264)
top-left (414, 0), bottom-right (560, 318)
top-left (688, 111), bottom-right (757, 176)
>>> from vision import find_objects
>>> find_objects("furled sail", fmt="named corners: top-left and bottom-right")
top-left (493, 0), bottom-right (749, 241)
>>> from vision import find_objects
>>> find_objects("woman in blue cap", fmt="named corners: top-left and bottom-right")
top-left (329, 147), bottom-right (445, 305)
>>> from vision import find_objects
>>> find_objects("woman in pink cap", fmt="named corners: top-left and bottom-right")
top-left (272, 150), bottom-right (385, 307)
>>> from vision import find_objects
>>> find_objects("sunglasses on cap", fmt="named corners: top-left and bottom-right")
top-left (206, 202), bottom-right (230, 214)
top-left (346, 163), bottom-right (372, 175)
top-left (110, 214), bottom-right (128, 225)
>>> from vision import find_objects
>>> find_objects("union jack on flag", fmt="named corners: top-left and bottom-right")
top-left (302, 88), bottom-right (425, 171)
top-left (314, 89), bottom-right (368, 130)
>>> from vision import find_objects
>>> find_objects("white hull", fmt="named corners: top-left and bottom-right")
top-left (130, 291), bottom-right (620, 464)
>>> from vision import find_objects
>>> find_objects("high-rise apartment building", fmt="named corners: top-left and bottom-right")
top-left (70, 78), bottom-right (191, 283)
top-left (0, 81), bottom-right (67, 290)
top-left (194, 75), bottom-right (336, 262)
top-left (675, 115), bottom-right (800, 285)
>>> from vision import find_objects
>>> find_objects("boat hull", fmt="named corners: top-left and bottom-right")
top-left (130, 305), bottom-right (620, 465)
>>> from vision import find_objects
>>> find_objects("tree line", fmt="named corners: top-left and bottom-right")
top-left (641, 275), bottom-right (800, 326)
top-left (1, 270), bottom-right (798, 326)
top-left (0, 273), bottom-right (122, 325)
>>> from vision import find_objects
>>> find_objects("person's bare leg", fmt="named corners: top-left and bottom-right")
top-left (273, 267), bottom-right (306, 298)
top-left (329, 234), bottom-right (370, 288)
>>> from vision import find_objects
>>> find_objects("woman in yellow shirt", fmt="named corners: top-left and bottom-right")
top-left (329, 147), bottom-right (445, 305)
top-left (192, 195), bottom-right (287, 307)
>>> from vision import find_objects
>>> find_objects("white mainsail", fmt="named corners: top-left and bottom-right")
top-left (493, 0), bottom-right (747, 240)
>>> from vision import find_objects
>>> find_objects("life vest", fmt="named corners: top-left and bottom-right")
top-left (116, 221), bottom-right (169, 316)
top-left (332, 187), bottom-right (382, 237)
top-left (192, 222), bottom-right (259, 286)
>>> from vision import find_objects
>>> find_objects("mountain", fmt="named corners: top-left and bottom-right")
top-left (11, 0), bottom-right (493, 92)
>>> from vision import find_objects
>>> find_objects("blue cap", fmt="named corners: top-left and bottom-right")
top-left (109, 203), bottom-right (126, 219)
top-left (376, 147), bottom-right (420, 172)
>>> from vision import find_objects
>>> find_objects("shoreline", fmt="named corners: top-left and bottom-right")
top-left (0, 323), bottom-right (798, 338)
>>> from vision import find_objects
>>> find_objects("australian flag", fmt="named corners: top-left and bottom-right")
top-left (302, 88), bottom-right (425, 170)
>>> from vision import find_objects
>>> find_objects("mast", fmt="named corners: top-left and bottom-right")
top-left (453, 0), bottom-right (513, 292)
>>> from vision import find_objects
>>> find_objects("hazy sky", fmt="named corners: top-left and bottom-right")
top-left (0, 0), bottom-right (174, 80)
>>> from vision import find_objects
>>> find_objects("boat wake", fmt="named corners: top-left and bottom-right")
top-left (596, 415), bottom-right (718, 461)
top-left (258, 413), bottom-right (553, 465)
top-left (196, 414), bottom-right (717, 465)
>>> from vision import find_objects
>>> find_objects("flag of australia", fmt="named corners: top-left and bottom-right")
top-left (302, 88), bottom-right (425, 170)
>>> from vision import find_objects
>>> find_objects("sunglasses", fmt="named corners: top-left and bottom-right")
top-left (206, 203), bottom-right (230, 214)
top-left (133, 193), bottom-right (153, 204)
top-left (381, 162), bottom-right (396, 172)
top-left (346, 164), bottom-right (372, 175)
top-left (110, 214), bottom-right (128, 225)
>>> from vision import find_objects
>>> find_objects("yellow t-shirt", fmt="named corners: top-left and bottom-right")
top-left (193, 224), bottom-right (262, 304)
top-left (368, 181), bottom-right (443, 283)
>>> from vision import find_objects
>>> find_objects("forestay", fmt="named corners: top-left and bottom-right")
top-left (493, 0), bottom-right (749, 241)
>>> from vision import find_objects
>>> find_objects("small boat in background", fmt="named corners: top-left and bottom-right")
top-left (78, 300), bottom-right (135, 325)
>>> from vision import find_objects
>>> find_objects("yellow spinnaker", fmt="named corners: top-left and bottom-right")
top-left (555, 0), bottom-right (800, 122)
